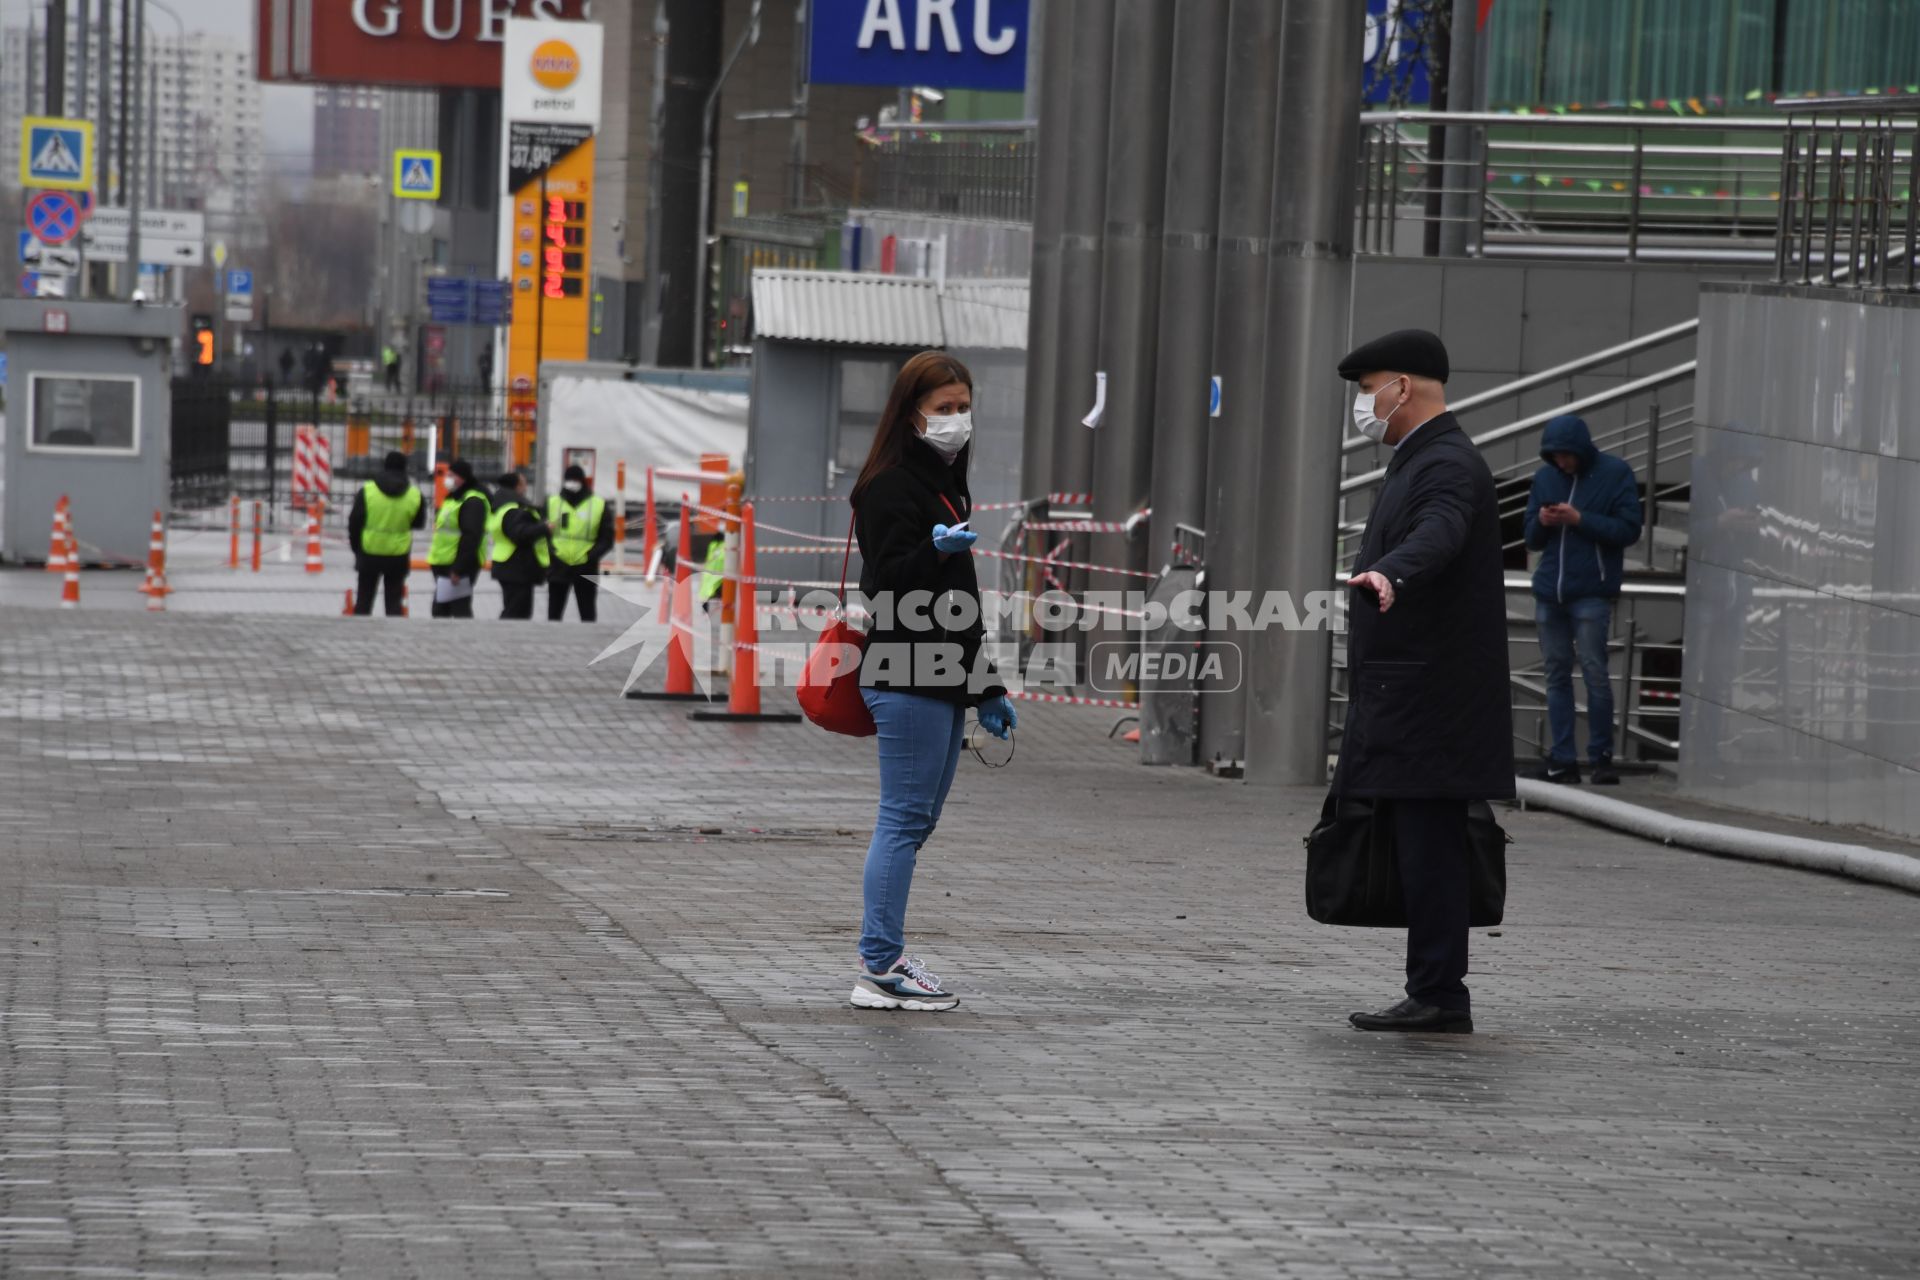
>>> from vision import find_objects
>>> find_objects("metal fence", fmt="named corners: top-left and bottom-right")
top-left (1359, 110), bottom-right (1803, 262)
top-left (865, 131), bottom-right (1037, 223)
top-left (168, 377), bottom-right (532, 531)
top-left (1773, 97), bottom-right (1920, 288)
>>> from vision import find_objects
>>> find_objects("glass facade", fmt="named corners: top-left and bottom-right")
top-left (1485, 0), bottom-right (1920, 108)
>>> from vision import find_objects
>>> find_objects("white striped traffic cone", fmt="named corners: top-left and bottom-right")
top-left (45, 497), bottom-right (71, 573)
top-left (305, 501), bottom-right (324, 574)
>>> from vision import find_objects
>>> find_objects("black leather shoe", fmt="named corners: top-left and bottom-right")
top-left (1349, 997), bottom-right (1473, 1034)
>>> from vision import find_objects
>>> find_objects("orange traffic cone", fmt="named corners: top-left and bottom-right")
top-left (45, 496), bottom-right (71, 572)
top-left (401, 580), bottom-right (410, 618)
top-left (342, 588), bottom-right (355, 616)
top-left (305, 501), bottom-right (324, 574)
top-left (228, 495), bottom-right (241, 569)
top-left (140, 510), bottom-right (170, 610)
top-left (59, 528), bottom-right (80, 608)
top-left (628, 500), bottom-right (708, 702)
top-left (691, 503), bottom-right (799, 723)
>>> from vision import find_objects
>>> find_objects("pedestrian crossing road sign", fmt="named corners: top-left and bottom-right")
top-left (19, 117), bottom-right (94, 190)
top-left (393, 149), bottom-right (441, 201)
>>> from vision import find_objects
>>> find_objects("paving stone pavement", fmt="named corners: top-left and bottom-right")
top-left (2, 603), bottom-right (1917, 1278)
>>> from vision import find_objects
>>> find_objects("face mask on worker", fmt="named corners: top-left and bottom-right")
top-left (563, 480), bottom-right (583, 494)
top-left (1352, 377), bottom-right (1407, 444)
top-left (921, 410), bottom-right (973, 460)
top-left (446, 476), bottom-right (462, 493)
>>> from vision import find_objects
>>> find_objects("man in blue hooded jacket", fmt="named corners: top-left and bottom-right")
top-left (1523, 414), bottom-right (1642, 784)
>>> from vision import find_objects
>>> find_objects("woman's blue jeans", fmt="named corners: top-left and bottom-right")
top-left (858, 687), bottom-right (966, 972)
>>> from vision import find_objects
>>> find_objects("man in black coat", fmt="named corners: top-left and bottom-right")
top-left (1334, 328), bottom-right (1515, 1034)
top-left (489, 472), bottom-right (553, 621)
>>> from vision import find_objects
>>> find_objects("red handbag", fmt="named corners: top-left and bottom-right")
top-left (797, 514), bottom-right (876, 736)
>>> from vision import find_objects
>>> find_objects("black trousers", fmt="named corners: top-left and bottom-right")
top-left (430, 571), bottom-right (474, 619)
top-left (499, 580), bottom-right (537, 620)
top-left (354, 556), bottom-right (410, 617)
top-left (1391, 798), bottom-right (1472, 1012)
top-left (548, 566), bottom-right (599, 622)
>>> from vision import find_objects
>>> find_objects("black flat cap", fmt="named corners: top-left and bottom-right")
top-left (382, 450), bottom-right (409, 472)
top-left (1337, 328), bottom-right (1450, 383)
top-left (447, 459), bottom-right (475, 482)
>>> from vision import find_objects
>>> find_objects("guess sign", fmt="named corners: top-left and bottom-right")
top-left (259, 0), bottom-right (595, 89)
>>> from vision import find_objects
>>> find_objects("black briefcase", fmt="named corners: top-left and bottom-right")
top-left (1303, 794), bottom-right (1509, 927)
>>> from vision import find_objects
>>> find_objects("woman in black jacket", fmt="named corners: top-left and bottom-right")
top-left (847, 351), bottom-right (1015, 1012)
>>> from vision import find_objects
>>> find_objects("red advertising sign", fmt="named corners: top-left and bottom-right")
top-left (258, 0), bottom-right (595, 89)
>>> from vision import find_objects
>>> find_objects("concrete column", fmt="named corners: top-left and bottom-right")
top-left (1138, 0), bottom-right (1229, 766)
top-left (1145, 0), bottom-right (1229, 566)
top-left (1195, 0), bottom-right (1284, 772)
top-left (1088, 0), bottom-right (1176, 571)
top-left (649, 0), bottom-right (724, 368)
top-left (1045, 0), bottom-right (1115, 504)
top-left (1243, 0), bottom-right (1364, 786)
top-left (1438, 0), bottom-right (1482, 258)
top-left (1019, 0), bottom-right (1072, 507)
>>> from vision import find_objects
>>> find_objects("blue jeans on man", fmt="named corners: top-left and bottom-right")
top-left (1536, 595), bottom-right (1614, 769)
top-left (857, 687), bottom-right (966, 972)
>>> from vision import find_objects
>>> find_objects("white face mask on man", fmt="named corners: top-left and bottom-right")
top-left (921, 410), bottom-right (973, 460)
top-left (1351, 376), bottom-right (1408, 444)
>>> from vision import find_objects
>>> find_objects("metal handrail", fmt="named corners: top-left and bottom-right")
top-left (1364, 109), bottom-right (1916, 134)
top-left (1339, 361), bottom-right (1697, 495)
top-left (1338, 319), bottom-right (1699, 454)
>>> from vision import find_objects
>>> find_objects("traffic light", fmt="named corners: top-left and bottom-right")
top-left (190, 314), bottom-right (215, 368)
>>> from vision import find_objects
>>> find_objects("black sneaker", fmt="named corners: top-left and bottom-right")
top-left (1526, 760), bottom-right (1581, 784)
top-left (1589, 758), bottom-right (1620, 785)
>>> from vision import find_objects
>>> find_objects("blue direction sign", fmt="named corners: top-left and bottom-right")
top-left (26, 191), bottom-right (82, 245)
top-left (0, 352), bottom-right (8, 388)
top-left (426, 276), bottom-right (473, 325)
top-left (426, 276), bottom-right (512, 327)
top-left (472, 280), bottom-right (511, 326)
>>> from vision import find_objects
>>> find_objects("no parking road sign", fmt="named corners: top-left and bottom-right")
top-left (19, 117), bottom-right (94, 190)
top-left (27, 191), bottom-right (83, 246)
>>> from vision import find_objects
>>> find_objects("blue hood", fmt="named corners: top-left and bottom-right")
top-left (1540, 414), bottom-right (1598, 472)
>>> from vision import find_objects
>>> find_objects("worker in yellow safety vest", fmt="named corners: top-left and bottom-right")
top-left (546, 464), bottom-right (613, 622)
top-left (427, 458), bottom-right (491, 619)
top-left (347, 450), bottom-right (425, 616)
top-left (489, 471), bottom-right (552, 621)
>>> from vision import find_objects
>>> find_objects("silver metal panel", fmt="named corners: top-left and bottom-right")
top-left (1687, 284), bottom-right (1920, 838)
top-left (748, 270), bottom-right (943, 348)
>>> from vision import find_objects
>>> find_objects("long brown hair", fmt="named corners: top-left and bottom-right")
top-left (849, 350), bottom-right (974, 505)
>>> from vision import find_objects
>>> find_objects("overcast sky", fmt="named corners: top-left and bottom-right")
top-left (3, 0), bottom-right (314, 168)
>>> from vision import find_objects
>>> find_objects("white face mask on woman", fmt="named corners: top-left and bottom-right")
top-left (921, 410), bottom-right (973, 460)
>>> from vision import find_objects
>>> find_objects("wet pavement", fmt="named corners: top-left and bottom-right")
top-left (2, 595), bottom-right (1916, 1277)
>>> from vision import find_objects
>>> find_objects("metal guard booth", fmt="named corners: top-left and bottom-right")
top-left (1, 298), bottom-right (179, 566)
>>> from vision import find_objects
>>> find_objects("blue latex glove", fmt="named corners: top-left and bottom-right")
top-left (976, 695), bottom-right (1017, 740)
top-left (932, 523), bottom-right (977, 554)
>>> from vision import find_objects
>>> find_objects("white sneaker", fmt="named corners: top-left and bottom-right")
top-left (850, 955), bottom-right (960, 1011)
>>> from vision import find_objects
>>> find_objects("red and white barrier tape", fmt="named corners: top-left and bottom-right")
top-left (973, 546), bottom-right (1158, 580)
top-left (1021, 519), bottom-right (1141, 534)
top-left (1007, 689), bottom-right (1139, 711)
